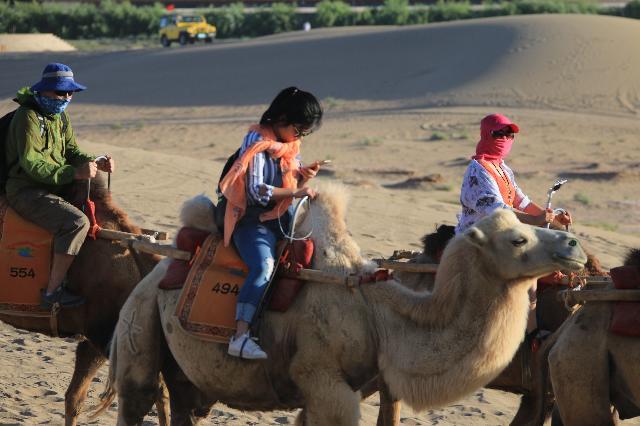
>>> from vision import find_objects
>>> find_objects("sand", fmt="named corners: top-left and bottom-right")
top-left (0, 34), bottom-right (76, 53)
top-left (1, 13), bottom-right (640, 425)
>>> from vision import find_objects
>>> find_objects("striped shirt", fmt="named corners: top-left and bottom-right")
top-left (455, 159), bottom-right (531, 233)
top-left (239, 130), bottom-right (301, 207)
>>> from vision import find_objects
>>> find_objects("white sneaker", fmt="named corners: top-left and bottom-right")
top-left (228, 332), bottom-right (268, 360)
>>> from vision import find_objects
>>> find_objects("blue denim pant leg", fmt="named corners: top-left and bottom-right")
top-left (232, 221), bottom-right (277, 324)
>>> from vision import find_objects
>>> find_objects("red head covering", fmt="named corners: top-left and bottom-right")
top-left (472, 113), bottom-right (520, 161)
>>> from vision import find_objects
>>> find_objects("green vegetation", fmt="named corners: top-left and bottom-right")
top-left (573, 192), bottom-right (591, 206)
top-left (0, 0), bottom-right (629, 42)
top-left (357, 137), bottom-right (383, 147)
top-left (429, 131), bottom-right (447, 141)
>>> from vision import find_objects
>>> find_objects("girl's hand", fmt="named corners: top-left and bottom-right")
top-left (299, 162), bottom-right (321, 181)
top-left (294, 187), bottom-right (317, 199)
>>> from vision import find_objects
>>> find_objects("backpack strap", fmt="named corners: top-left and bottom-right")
top-left (61, 112), bottom-right (69, 135)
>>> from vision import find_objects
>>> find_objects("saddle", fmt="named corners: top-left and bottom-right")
top-left (0, 198), bottom-right (52, 314)
top-left (161, 227), bottom-right (314, 343)
top-left (609, 265), bottom-right (640, 337)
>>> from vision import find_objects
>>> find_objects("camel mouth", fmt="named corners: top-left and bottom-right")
top-left (552, 254), bottom-right (586, 271)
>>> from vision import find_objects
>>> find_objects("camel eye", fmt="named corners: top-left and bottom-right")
top-left (512, 237), bottom-right (527, 247)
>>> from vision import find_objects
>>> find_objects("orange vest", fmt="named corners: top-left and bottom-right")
top-left (477, 159), bottom-right (515, 207)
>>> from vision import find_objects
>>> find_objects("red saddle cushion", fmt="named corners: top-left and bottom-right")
top-left (158, 227), bottom-right (211, 290)
top-left (269, 239), bottom-right (315, 312)
top-left (609, 265), bottom-right (640, 337)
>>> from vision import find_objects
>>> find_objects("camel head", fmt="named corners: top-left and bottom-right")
top-left (459, 209), bottom-right (587, 283)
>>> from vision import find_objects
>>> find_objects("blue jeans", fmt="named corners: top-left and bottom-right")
top-left (232, 218), bottom-right (279, 324)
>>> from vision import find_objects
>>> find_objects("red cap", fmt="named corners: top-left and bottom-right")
top-left (481, 113), bottom-right (519, 133)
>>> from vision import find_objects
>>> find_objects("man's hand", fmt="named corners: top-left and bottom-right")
top-left (96, 156), bottom-right (115, 173)
top-left (74, 161), bottom-right (98, 180)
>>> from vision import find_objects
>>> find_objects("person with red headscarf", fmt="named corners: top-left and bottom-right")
top-left (456, 113), bottom-right (573, 341)
top-left (455, 113), bottom-right (571, 234)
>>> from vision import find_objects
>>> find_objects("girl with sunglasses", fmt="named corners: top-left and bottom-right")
top-left (218, 86), bottom-right (323, 360)
top-left (455, 113), bottom-right (572, 234)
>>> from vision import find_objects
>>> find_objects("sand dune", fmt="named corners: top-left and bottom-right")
top-left (1, 13), bottom-right (640, 425)
top-left (0, 33), bottom-right (76, 53)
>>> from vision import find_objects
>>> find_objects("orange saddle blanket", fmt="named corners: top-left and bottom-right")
top-left (162, 228), bottom-right (313, 343)
top-left (609, 265), bottom-right (640, 337)
top-left (0, 199), bottom-right (52, 313)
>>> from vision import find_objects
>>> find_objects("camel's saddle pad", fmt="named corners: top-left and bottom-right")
top-left (610, 265), bottom-right (640, 337)
top-left (0, 199), bottom-right (52, 313)
top-left (174, 233), bottom-right (248, 343)
top-left (166, 228), bottom-right (313, 343)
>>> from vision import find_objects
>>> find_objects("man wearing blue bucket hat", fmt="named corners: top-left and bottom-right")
top-left (4, 63), bottom-right (115, 308)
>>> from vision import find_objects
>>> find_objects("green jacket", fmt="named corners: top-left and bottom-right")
top-left (5, 87), bottom-right (94, 198)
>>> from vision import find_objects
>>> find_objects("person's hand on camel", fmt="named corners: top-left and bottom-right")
top-left (533, 208), bottom-right (556, 227)
top-left (294, 186), bottom-right (317, 199)
top-left (74, 161), bottom-right (98, 180)
top-left (96, 155), bottom-right (115, 173)
top-left (553, 210), bottom-right (572, 228)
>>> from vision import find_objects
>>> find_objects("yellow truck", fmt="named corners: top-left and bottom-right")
top-left (159, 14), bottom-right (217, 47)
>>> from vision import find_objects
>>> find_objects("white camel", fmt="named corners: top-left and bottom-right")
top-left (98, 187), bottom-right (587, 425)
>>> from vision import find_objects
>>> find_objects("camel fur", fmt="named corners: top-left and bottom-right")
top-left (102, 190), bottom-right (587, 425)
top-left (548, 248), bottom-right (640, 426)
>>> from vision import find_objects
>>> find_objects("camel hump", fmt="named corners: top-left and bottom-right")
top-left (0, 197), bottom-right (53, 312)
top-left (179, 194), bottom-right (219, 234)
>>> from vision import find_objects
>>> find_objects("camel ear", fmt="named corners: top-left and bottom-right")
top-left (464, 226), bottom-right (487, 248)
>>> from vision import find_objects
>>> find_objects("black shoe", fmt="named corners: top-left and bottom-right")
top-left (40, 287), bottom-right (85, 309)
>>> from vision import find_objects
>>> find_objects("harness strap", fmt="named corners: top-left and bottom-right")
top-left (49, 302), bottom-right (61, 338)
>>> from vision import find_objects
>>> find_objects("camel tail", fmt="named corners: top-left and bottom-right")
top-left (89, 333), bottom-right (119, 419)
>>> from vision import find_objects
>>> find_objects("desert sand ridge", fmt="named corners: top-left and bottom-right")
top-left (0, 14), bottom-right (639, 114)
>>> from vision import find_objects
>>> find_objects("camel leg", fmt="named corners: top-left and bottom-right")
top-left (549, 333), bottom-right (613, 425)
top-left (161, 355), bottom-right (213, 426)
top-left (156, 377), bottom-right (171, 426)
top-left (377, 379), bottom-right (400, 426)
top-left (65, 341), bottom-right (106, 426)
top-left (291, 358), bottom-right (359, 426)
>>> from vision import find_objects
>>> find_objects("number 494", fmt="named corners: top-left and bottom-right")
top-left (212, 282), bottom-right (239, 295)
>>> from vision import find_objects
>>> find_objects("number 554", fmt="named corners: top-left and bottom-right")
top-left (9, 267), bottom-right (35, 278)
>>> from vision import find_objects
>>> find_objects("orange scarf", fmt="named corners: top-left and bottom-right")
top-left (477, 159), bottom-right (515, 207)
top-left (219, 124), bottom-right (301, 246)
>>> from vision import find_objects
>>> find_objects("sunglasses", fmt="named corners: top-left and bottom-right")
top-left (293, 124), bottom-right (312, 138)
top-left (491, 129), bottom-right (515, 139)
top-left (54, 90), bottom-right (74, 97)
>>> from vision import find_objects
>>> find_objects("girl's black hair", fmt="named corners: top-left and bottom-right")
top-left (260, 86), bottom-right (323, 133)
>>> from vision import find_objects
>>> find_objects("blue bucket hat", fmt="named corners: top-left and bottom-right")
top-left (30, 63), bottom-right (87, 93)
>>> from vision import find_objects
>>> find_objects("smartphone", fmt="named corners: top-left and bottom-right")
top-left (317, 159), bottom-right (332, 166)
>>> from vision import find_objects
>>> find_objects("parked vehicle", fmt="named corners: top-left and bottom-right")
top-left (159, 14), bottom-right (217, 47)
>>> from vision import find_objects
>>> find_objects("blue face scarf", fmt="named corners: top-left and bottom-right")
top-left (34, 94), bottom-right (71, 115)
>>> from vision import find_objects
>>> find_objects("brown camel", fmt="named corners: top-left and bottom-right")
top-left (548, 248), bottom-right (640, 426)
top-left (99, 186), bottom-right (587, 426)
top-left (0, 174), bottom-right (165, 426)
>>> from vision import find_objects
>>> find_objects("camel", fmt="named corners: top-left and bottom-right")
top-left (98, 182), bottom-right (587, 425)
top-left (0, 174), bottom-right (166, 426)
top-left (548, 248), bottom-right (640, 426)
top-left (367, 232), bottom-right (607, 426)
